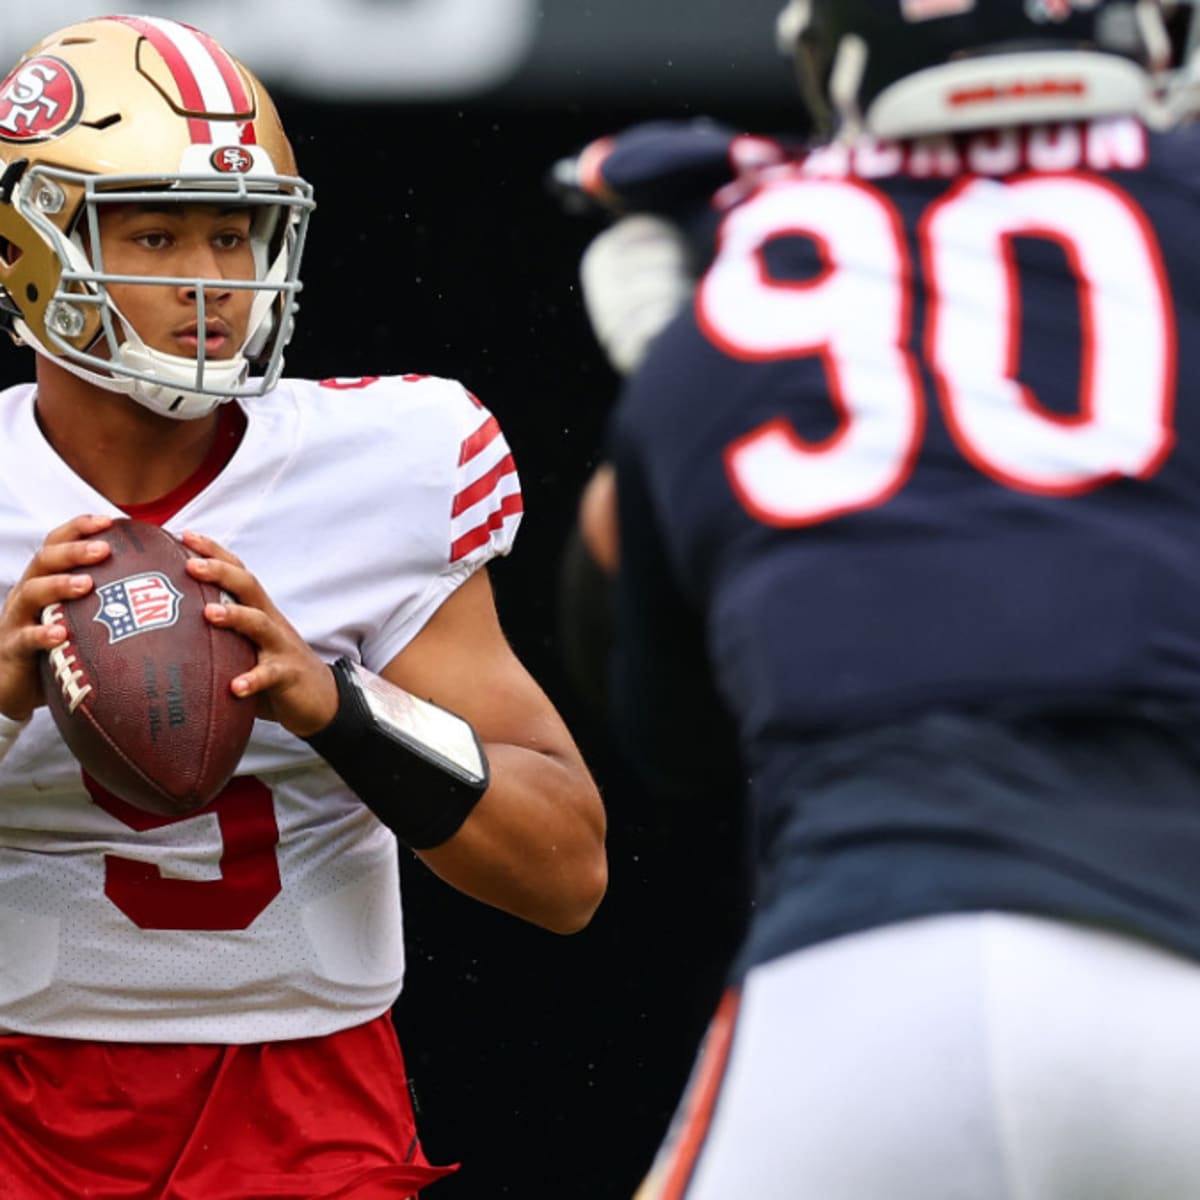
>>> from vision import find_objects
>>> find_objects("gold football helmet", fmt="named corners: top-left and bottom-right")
top-left (0, 15), bottom-right (315, 418)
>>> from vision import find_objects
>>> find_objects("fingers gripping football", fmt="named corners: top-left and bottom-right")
top-left (182, 530), bottom-right (339, 738)
top-left (0, 514), bottom-right (115, 722)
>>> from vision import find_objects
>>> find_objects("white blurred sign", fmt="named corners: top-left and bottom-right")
top-left (0, 0), bottom-right (538, 96)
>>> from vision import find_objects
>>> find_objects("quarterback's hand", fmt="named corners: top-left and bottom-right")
top-left (580, 213), bottom-right (695, 376)
top-left (0, 514), bottom-right (114, 723)
top-left (182, 530), bottom-right (339, 738)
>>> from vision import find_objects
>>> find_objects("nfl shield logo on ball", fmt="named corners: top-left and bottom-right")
top-left (93, 573), bottom-right (183, 643)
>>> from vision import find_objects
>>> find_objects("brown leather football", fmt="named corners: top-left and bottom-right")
top-left (39, 518), bottom-right (256, 816)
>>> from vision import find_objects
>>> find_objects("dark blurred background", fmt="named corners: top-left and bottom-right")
top-left (0, 2), bottom-right (802, 1193)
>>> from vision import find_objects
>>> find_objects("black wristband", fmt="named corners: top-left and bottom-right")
top-left (304, 657), bottom-right (490, 850)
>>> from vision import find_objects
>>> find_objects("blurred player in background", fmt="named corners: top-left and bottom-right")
top-left (559, 1), bottom-right (1200, 1196)
top-left (0, 15), bottom-right (605, 1198)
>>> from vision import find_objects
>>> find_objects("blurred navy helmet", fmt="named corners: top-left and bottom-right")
top-left (775, 0), bottom-right (1200, 138)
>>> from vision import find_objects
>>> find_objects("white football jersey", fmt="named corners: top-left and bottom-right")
top-left (0, 374), bottom-right (521, 1043)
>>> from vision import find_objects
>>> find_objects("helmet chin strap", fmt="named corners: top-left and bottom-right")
top-left (15, 317), bottom-right (246, 421)
top-left (112, 341), bottom-right (247, 419)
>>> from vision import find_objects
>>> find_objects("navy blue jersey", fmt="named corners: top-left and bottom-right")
top-left (591, 117), bottom-right (1200, 976)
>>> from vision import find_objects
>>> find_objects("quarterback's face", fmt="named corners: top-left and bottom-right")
top-left (95, 203), bottom-right (256, 361)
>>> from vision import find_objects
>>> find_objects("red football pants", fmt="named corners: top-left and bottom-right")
top-left (0, 1013), bottom-right (457, 1198)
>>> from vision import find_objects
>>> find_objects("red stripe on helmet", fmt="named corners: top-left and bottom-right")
top-left (188, 24), bottom-right (258, 146)
top-left (108, 15), bottom-right (246, 145)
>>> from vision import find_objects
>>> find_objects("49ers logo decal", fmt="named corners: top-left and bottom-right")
top-left (0, 56), bottom-right (84, 143)
top-left (210, 145), bottom-right (254, 174)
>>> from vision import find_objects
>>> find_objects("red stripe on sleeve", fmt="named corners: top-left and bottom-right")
top-left (449, 493), bottom-right (524, 564)
top-left (451, 454), bottom-right (516, 519)
top-left (459, 416), bottom-right (501, 466)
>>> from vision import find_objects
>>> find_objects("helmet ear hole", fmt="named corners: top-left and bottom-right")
top-left (0, 159), bottom-right (29, 205)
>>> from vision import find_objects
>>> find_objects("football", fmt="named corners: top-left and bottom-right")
top-left (39, 518), bottom-right (256, 817)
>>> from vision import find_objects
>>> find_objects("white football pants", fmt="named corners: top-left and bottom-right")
top-left (636, 911), bottom-right (1200, 1200)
